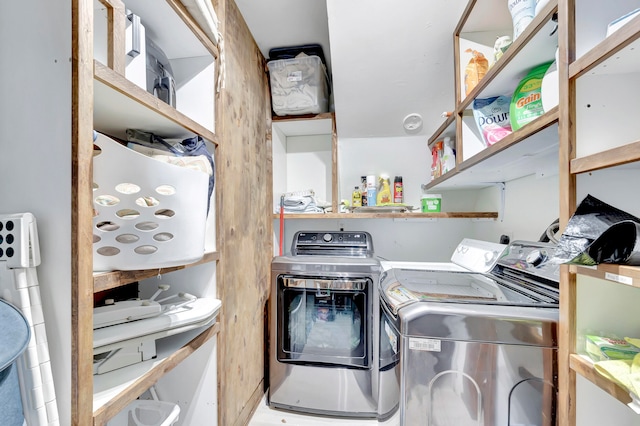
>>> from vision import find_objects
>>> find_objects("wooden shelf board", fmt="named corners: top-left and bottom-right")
top-left (94, 251), bottom-right (219, 293)
top-left (272, 112), bottom-right (334, 122)
top-left (424, 109), bottom-right (559, 190)
top-left (427, 113), bottom-right (456, 145)
top-left (570, 139), bottom-right (640, 174)
top-left (569, 15), bottom-right (640, 79)
top-left (165, 0), bottom-right (219, 59)
top-left (570, 353), bottom-right (632, 405)
top-left (570, 263), bottom-right (640, 288)
top-left (94, 61), bottom-right (218, 145)
top-left (272, 212), bottom-right (498, 220)
top-left (93, 322), bottom-right (220, 424)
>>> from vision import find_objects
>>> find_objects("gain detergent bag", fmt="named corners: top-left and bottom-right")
top-left (510, 61), bottom-right (553, 131)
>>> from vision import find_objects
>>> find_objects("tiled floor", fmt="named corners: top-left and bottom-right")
top-left (248, 394), bottom-right (399, 426)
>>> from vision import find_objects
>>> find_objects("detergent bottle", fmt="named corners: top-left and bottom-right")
top-left (377, 175), bottom-right (392, 205)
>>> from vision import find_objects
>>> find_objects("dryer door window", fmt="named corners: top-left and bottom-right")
top-left (277, 275), bottom-right (370, 368)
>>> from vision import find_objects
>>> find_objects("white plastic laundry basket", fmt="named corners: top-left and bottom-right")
top-left (106, 400), bottom-right (180, 426)
top-left (92, 132), bottom-right (209, 271)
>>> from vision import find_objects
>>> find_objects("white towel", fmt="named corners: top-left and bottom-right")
top-left (278, 195), bottom-right (324, 214)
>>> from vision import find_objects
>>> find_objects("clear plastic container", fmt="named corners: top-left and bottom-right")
top-left (267, 55), bottom-right (329, 116)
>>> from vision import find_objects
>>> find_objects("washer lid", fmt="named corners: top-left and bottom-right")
top-left (0, 299), bottom-right (30, 371)
top-left (380, 267), bottom-right (558, 315)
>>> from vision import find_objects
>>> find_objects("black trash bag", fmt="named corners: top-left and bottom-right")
top-left (553, 194), bottom-right (640, 266)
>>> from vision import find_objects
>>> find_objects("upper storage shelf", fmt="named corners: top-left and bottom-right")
top-left (93, 0), bottom-right (217, 139)
top-left (456, 0), bottom-right (559, 109)
top-left (94, 62), bottom-right (218, 144)
top-left (570, 13), bottom-right (640, 162)
top-left (425, 0), bottom-right (559, 191)
top-left (426, 107), bottom-right (558, 190)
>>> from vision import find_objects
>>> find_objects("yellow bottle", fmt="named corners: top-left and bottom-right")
top-left (352, 186), bottom-right (362, 207)
top-left (377, 176), bottom-right (392, 205)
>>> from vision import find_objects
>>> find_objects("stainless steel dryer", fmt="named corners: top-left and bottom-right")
top-left (269, 231), bottom-right (395, 419)
top-left (380, 240), bottom-right (559, 426)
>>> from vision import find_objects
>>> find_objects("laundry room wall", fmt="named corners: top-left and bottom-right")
top-left (0, 1), bottom-right (72, 424)
top-left (278, 139), bottom-right (560, 262)
top-left (279, 178), bottom-right (559, 262)
top-left (471, 173), bottom-right (560, 244)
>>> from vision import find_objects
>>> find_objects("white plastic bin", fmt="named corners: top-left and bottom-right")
top-left (106, 400), bottom-right (179, 426)
top-left (92, 132), bottom-right (209, 271)
top-left (267, 55), bottom-right (329, 116)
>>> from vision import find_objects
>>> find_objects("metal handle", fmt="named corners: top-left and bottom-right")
top-left (126, 12), bottom-right (140, 58)
top-left (282, 276), bottom-right (367, 290)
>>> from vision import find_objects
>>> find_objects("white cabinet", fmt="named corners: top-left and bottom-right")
top-left (559, 1), bottom-right (640, 425)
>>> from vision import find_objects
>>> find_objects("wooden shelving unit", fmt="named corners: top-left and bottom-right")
top-left (559, 1), bottom-right (640, 424)
top-left (425, 0), bottom-right (560, 192)
top-left (73, 0), bottom-right (222, 424)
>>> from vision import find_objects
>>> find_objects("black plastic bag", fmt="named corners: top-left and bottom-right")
top-left (553, 195), bottom-right (640, 266)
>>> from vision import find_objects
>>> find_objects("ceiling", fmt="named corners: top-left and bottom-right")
top-left (234, 0), bottom-right (468, 139)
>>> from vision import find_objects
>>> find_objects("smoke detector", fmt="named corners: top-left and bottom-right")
top-left (403, 113), bottom-right (423, 133)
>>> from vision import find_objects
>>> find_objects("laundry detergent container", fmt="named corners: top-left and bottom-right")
top-left (267, 55), bottom-right (329, 116)
top-left (0, 299), bottom-right (30, 426)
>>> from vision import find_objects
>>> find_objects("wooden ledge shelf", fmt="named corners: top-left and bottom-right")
top-left (424, 109), bottom-right (559, 191)
top-left (570, 353), bottom-right (632, 405)
top-left (271, 112), bottom-right (334, 122)
top-left (94, 251), bottom-right (220, 293)
top-left (569, 14), bottom-right (640, 79)
top-left (272, 212), bottom-right (498, 220)
top-left (571, 140), bottom-right (640, 175)
top-left (570, 264), bottom-right (640, 288)
top-left (93, 322), bottom-right (221, 425)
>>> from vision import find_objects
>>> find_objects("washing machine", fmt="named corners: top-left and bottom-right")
top-left (380, 240), bottom-right (559, 425)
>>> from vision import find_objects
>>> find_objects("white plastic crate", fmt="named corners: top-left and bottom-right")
top-left (92, 132), bottom-right (209, 271)
top-left (267, 55), bottom-right (329, 116)
top-left (106, 400), bottom-right (179, 426)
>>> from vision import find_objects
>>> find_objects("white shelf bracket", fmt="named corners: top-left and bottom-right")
top-left (498, 182), bottom-right (506, 222)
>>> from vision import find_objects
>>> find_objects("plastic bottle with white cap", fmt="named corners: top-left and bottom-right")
top-left (366, 175), bottom-right (377, 207)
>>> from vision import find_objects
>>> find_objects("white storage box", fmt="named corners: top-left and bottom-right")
top-left (92, 132), bottom-right (209, 271)
top-left (107, 400), bottom-right (179, 426)
top-left (267, 55), bottom-right (329, 116)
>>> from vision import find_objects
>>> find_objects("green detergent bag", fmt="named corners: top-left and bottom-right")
top-left (510, 61), bottom-right (553, 131)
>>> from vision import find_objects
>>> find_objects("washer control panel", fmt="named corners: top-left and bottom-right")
top-left (497, 240), bottom-right (560, 282)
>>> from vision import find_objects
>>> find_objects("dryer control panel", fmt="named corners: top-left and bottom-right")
top-left (291, 231), bottom-right (374, 257)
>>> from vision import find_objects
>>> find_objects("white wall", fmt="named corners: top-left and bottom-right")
top-left (472, 173), bottom-right (560, 243)
top-left (0, 1), bottom-right (72, 424)
top-left (338, 135), bottom-right (430, 208)
top-left (278, 218), bottom-right (475, 262)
